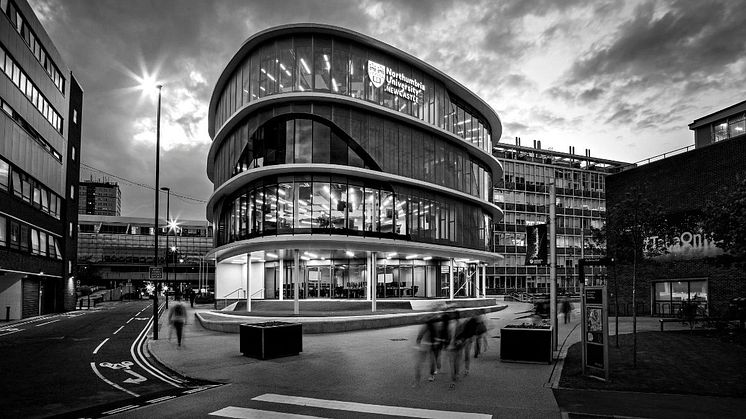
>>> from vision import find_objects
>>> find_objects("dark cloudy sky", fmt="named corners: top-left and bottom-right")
top-left (28, 0), bottom-right (746, 221)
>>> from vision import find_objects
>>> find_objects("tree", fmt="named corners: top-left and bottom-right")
top-left (702, 176), bottom-right (746, 261)
top-left (604, 186), bottom-right (676, 367)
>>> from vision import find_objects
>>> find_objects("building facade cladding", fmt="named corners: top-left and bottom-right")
top-left (689, 99), bottom-right (746, 149)
top-left (0, 0), bottom-right (79, 319)
top-left (606, 131), bottom-right (746, 316)
top-left (489, 143), bottom-right (628, 294)
top-left (77, 215), bottom-right (214, 290)
top-left (206, 24), bottom-right (503, 301)
top-left (79, 181), bottom-right (122, 216)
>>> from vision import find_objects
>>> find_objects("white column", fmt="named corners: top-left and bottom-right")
top-left (371, 252), bottom-right (377, 312)
top-left (481, 264), bottom-right (487, 298)
top-left (278, 258), bottom-right (284, 301)
top-left (449, 258), bottom-right (454, 300)
top-left (365, 252), bottom-right (371, 301)
top-left (550, 183), bottom-right (558, 351)
top-left (246, 259), bottom-right (251, 312)
top-left (293, 249), bottom-right (300, 315)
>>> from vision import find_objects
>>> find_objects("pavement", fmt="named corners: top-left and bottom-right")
top-left (144, 301), bottom-right (746, 418)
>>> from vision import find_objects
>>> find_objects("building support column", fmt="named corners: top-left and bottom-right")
top-left (365, 252), bottom-right (371, 301)
top-left (246, 259), bottom-right (251, 313)
top-left (481, 264), bottom-right (487, 298)
top-left (293, 249), bottom-right (300, 315)
top-left (278, 258), bottom-right (284, 301)
top-left (371, 252), bottom-right (377, 313)
top-left (449, 258), bottom-right (454, 300)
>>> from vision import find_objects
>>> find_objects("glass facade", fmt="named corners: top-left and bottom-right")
top-left (213, 34), bottom-right (492, 153)
top-left (489, 144), bottom-right (626, 294)
top-left (208, 26), bottom-right (500, 301)
top-left (711, 112), bottom-right (746, 143)
top-left (214, 103), bottom-right (492, 201)
top-left (218, 174), bottom-right (492, 252)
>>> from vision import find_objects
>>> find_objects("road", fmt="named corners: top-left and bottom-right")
top-left (0, 300), bottom-right (197, 418)
top-left (112, 302), bottom-right (566, 418)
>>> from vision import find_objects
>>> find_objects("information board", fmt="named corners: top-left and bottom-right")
top-left (581, 285), bottom-right (609, 380)
top-left (149, 266), bottom-right (163, 280)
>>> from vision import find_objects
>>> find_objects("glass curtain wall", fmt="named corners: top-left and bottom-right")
top-left (214, 35), bottom-right (492, 153)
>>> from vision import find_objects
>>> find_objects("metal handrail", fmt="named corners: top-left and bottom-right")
top-left (222, 287), bottom-right (245, 309)
top-left (250, 288), bottom-right (264, 298)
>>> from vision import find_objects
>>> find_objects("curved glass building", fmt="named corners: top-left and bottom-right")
top-left (206, 24), bottom-right (503, 303)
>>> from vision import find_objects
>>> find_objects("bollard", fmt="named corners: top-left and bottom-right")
top-left (79, 299), bottom-right (83, 310)
top-left (5, 306), bottom-right (9, 322)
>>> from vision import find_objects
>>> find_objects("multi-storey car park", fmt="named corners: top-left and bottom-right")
top-left (206, 24), bottom-right (503, 303)
top-left (489, 140), bottom-right (628, 294)
top-left (0, 0), bottom-right (83, 319)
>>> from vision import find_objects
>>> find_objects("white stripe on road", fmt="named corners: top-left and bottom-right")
top-left (113, 326), bottom-right (124, 335)
top-left (0, 329), bottom-right (23, 337)
top-left (101, 404), bottom-right (139, 415)
top-left (35, 319), bottom-right (60, 327)
top-left (209, 406), bottom-right (326, 419)
top-left (146, 395), bottom-right (176, 404)
top-left (90, 362), bottom-right (138, 398)
top-left (251, 394), bottom-right (492, 419)
top-left (126, 317), bottom-right (134, 324)
top-left (93, 338), bottom-right (109, 354)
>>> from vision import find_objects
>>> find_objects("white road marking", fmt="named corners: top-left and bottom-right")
top-left (126, 318), bottom-right (134, 324)
top-left (0, 327), bottom-right (23, 337)
top-left (122, 369), bottom-right (148, 384)
top-left (113, 326), bottom-right (124, 334)
top-left (93, 338), bottom-right (110, 354)
top-left (35, 319), bottom-right (60, 327)
top-left (209, 406), bottom-right (326, 419)
top-left (146, 395), bottom-right (176, 404)
top-left (101, 404), bottom-right (139, 415)
top-left (90, 362), bottom-right (138, 397)
top-left (130, 303), bottom-right (183, 387)
top-left (252, 394), bottom-right (492, 419)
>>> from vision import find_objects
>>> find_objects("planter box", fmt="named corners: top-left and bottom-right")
top-left (240, 321), bottom-right (303, 360)
top-left (500, 325), bottom-right (553, 364)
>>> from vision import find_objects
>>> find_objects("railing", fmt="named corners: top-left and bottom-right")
top-left (219, 287), bottom-right (245, 310)
top-left (616, 145), bottom-right (695, 172)
top-left (250, 288), bottom-right (264, 298)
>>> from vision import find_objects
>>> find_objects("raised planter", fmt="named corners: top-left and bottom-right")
top-left (500, 324), bottom-right (553, 364)
top-left (240, 321), bottom-right (303, 360)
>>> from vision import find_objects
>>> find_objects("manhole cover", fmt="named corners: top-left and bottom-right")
top-left (390, 338), bottom-right (408, 341)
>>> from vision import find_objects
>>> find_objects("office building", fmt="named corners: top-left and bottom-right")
top-left (206, 24), bottom-right (503, 301)
top-left (606, 100), bottom-right (746, 316)
top-left (78, 180), bottom-right (121, 216)
top-left (77, 215), bottom-right (214, 292)
top-left (0, 0), bottom-right (82, 319)
top-left (490, 140), bottom-right (628, 293)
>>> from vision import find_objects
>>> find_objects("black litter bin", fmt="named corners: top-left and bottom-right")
top-left (240, 321), bottom-right (302, 359)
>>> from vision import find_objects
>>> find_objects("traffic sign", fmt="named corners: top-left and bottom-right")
top-left (148, 267), bottom-right (163, 280)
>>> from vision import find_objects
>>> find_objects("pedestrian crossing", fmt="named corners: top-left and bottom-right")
top-left (209, 393), bottom-right (492, 419)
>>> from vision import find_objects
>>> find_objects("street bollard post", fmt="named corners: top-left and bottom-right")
top-left (5, 306), bottom-right (9, 322)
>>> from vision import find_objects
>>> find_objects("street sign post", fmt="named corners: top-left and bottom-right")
top-left (581, 284), bottom-right (609, 380)
top-left (149, 267), bottom-right (163, 281)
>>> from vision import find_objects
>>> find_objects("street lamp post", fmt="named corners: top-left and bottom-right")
top-left (161, 187), bottom-right (170, 309)
top-left (152, 84), bottom-right (163, 340)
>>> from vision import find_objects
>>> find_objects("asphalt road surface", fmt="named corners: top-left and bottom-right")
top-left (0, 300), bottom-right (199, 418)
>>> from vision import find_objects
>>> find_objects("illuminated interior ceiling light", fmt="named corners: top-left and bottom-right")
top-left (349, 60), bottom-right (354, 74)
top-left (280, 63), bottom-right (286, 70)
top-left (267, 73), bottom-right (276, 82)
top-left (345, 251), bottom-right (355, 257)
top-left (405, 254), bottom-right (418, 259)
top-left (388, 252), bottom-right (397, 258)
top-left (266, 252), bottom-right (278, 258)
top-left (260, 86), bottom-right (265, 91)
top-left (304, 251), bottom-right (318, 258)
top-left (284, 70), bottom-right (291, 77)
top-left (300, 255), bottom-right (310, 261)
top-left (278, 189), bottom-right (287, 196)
top-left (299, 86), bottom-right (305, 91)
top-left (300, 58), bottom-right (310, 74)
top-left (260, 68), bottom-right (266, 74)
top-left (332, 78), bottom-right (338, 92)
top-left (423, 256), bottom-right (433, 261)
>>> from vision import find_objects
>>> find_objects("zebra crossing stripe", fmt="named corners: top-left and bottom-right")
top-left (209, 406), bottom-right (326, 419)
top-left (251, 393), bottom-right (492, 419)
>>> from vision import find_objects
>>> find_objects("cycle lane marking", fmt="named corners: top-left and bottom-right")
top-left (93, 338), bottom-right (110, 354)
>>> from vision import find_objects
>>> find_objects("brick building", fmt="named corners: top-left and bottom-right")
top-left (606, 101), bottom-right (746, 316)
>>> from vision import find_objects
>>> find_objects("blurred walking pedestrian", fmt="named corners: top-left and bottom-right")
top-left (561, 298), bottom-right (573, 324)
top-left (168, 294), bottom-right (187, 346)
top-left (413, 313), bottom-right (446, 385)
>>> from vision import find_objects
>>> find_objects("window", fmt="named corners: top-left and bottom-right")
top-left (0, 215), bottom-right (5, 246)
top-left (0, 159), bottom-right (8, 191)
top-left (31, 228), bottom-right (39, 254)
top-left (19, 224), bottom-right (29, 252)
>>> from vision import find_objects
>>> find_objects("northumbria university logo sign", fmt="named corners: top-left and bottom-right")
top-left (367, 60), bottom-right (425, 103)
top-left (367, 60), bottom-right (386, 88)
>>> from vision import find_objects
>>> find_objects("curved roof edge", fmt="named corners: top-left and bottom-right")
top-left (208, 23), bottom-right (502, 140)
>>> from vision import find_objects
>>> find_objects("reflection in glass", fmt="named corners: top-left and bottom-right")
top-left (312, 180), bottom-right (330, 229)
top-left (330, 182), bottom-right (347, 230)
top-left (314, 38), bottom-right (331, 92)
